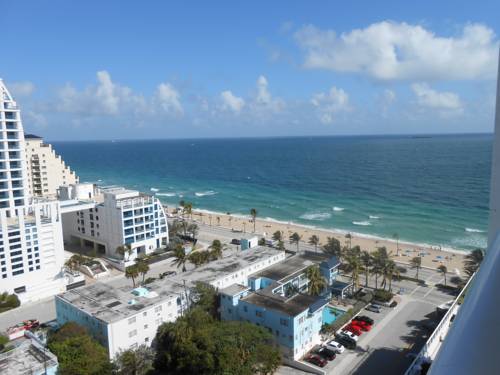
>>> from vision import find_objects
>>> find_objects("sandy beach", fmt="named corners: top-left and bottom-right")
top-left (168, 207), bottom-right (468, 275)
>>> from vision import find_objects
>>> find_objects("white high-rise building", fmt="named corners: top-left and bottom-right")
top-left (0, 79), bottom-right (70, 303)
top-left (24, 134), bottom-right (79, 198)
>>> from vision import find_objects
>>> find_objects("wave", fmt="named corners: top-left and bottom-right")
top-left (352, 221), bottom-right (372, 226)
top-left (369, 215), bottom-right (380, 219)
top-left (333, 206), bottom-right (344, 212)
top-left (465, 227), bottom-right (485, 233)
top-left (195, 190), bottom-right (217, 197)
top-left (300, 212), bottom-right (332, 221)
top-left (150, 187), bottom-right (159, 192)
top-left (156, 192), bottom-right (176, 197)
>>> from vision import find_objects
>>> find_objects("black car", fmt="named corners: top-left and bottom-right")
top-left (231, 238), bottom-right (241, 245)
top-left (355, 315), bottom-right (375, 325)
top-left (159, 271), bottom-right (177, 278)
top-left (314, 347), bottom-right (336, 361)
top-left (334, 334), bottom-right (357, 350)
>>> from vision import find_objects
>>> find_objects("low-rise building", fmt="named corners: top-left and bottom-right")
top-left (59, 184), bottom-right (169, 262)
top-left (24, 134), bottom-right (79, 198)
top-left (0, 337), bottom-right (59, 375)
top-left (55, 246), bottom-right (285, 358)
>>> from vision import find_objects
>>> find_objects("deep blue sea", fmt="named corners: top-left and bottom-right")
top-left (52, 134), bottom-right (492, 251)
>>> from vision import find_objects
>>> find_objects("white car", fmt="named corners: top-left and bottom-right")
top-left (325, 340), bottom-right (345, 354)
top-left (339, 330), bottom-right (359, 342)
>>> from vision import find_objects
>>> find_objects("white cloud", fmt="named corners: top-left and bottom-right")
top-left (295, 22), bottom-right (499, 81)
top-left (8, 81), bottom-right (35, 97)
top-left (252, 75), bottom-right (285, 112)
top-left (24, 110), bottom-right (47, 129)
top-left (219, 90), bottom-right (245, 113)
top-left (311, 86), bottom-right (351, 124)
top-left (411, 83), bottom-right (463, 115)
top-left (155, 83), bottom-right (183, 115)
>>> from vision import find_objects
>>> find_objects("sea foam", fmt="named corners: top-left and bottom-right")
top-left (195, 190), bottom-right (217, 197)
top-left (353, 221), bottom-right (372, 226)
top-left (465, 227), bottom-right (485, 233)
top-left (333, 207), bottom-right (344, 212)
top-left (150, 187), bottom-right (159, 192)
top-left (156, 192), bottom-right (176, 197)
top-left (369, 215), bottom-right (380, 219)
top-left (299, 212), bottom-right (332, 221)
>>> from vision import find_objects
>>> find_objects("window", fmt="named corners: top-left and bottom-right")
top-left (128, 317), bottom-right (136, 324)
top-left (144, 324), bottom-right (148, 329)
top-left (280, 318), bottom-right (288, 327)
top-left (243, 306), bottom-right (248, 312)
top-left (128, 330), bottom-right (137, 338)
top-left (255, 311), bottom-right (263, 317)
top-left (155, 305), bottom-right (162, 313)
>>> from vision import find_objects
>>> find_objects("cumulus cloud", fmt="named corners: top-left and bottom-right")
top-left (411, 83), bottom-right (463, 115)
top-left (311, 86), bottom-right (351, 124)
top-left (155, 83), bottom-right (183, 115)
top-left (8, 81), bottom-right (35, 97)
top-left (295, 22), bottom-right (499, 81)
top-left (219, 90), bottom-right (245, 113)
top-left (24, 110), bottom-right (47, 129)
top-left (252, 75), bottom-right (285, 112)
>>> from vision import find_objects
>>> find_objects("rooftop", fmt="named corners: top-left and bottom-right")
top-left (24, 134), bottom-right (42, 140)
top-left (253, 251), bottom-right (333, 282)
top-left (0, 338), bottom-right (58, 375)
top-left (242, 292), bottom-right (325, 316)
top-left (220, 284), bottom-right (250, 296)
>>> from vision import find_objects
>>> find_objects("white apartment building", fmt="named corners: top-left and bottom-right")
top-left (0, 79), bottom-right (70, 303)
top-left (24, 134), bottom-right (78, 197)
top-left (55, 246), bottom-right (285, 358)
top-left (59, 184), bottom-right (169, 262)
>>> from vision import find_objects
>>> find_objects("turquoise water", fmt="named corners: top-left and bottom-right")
top-left (52, 134), bottom-right (491, 251)
top-left (322, 306), bottom-right (346, 325)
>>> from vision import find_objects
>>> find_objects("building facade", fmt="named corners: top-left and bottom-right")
top-left (24, 134), bottom-right (78, 198)
top-left (59, 185), bottom-right (169, 261)
top-left (0, 79), bottom-right (69, 303)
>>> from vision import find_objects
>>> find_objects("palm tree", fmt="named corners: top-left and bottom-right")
top-left (277, 240), bottom-right (285, 250)
top-left (438, 265), bottom-right (448, 286)
top-left (189, 251), bottom-right (206, 268)
top-left (360, 251), bottom-right (372, 287)
top-left (464, 249), bottom-right (484, 278)
top-left (125, 265), bottom-right (139, 287)
top-left (371, 247), bottom-right (389, 289)
top-left (136, 260), bottom-right (150, 284)
top-left (250, 208), bottom-right (257, 233)
top-left (392, 233), bottom-right (400, 256)
top-left (410, 256), bottom-right (422, 281)
top-left (345, 233), bottom-right (352, 250)
top-left (322, 237), bottom-right (343, 260)
top-left (308, 235), bottom-right (320, 252)
top-left (209, 239), bottom-right (225, 260)
top-left (345, 251), bottom-right (361, 291)
top-left (289, 232), bottom-right (302, 252)
top-left (64, 254), bottom-right (85, 274)
top-left (305, 265), bottom-right (326, 296)
top-left (172, 245), bottom-right (188, 272)
top-left (216, 216), bottom-right (221, 226)
top-left (388, 260), bottom-right (400, 292)
top-left (116, 244), bottom-right (133, 261)
top-left (187, 223), bottom-right (199, 240)
top-left (272, 230), bottom-right (283, 242)
top-left (184, 202), bottom-right (193, 220)
top-left (383, 260), bottom-right (397, 291)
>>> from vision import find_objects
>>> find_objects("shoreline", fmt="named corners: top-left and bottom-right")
top-left (166, 206), bottom-right (468, 274)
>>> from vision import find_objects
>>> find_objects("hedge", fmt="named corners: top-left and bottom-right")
top-left (373, 289), bottom-right (393, 302)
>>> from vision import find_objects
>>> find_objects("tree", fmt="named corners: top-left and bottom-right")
top-left (172, 245), bottom-right (188, 272)
top-left (360, 251), bottom-right (373, 287)
top-left (209, 239), bottom-right (225, 260)
top-left (277, 240), bottom-right (285, 251)
top-left (184, 202), bottom-right (193, 220)
top-left (344, 246), bottom-right (362, 290)
top-left (305, 265), bottom-right (326, 296)
top-left (125, 264), bottom-right (140, 287)
top-left (345, 233), bottom-right (352, 250)
top-left (322, 237), bottom-right (342, 260)
top-left (392, 233), bottom-right (400, 256)
top-left (0, 292), bottom-right (20, 313)
top-left (48, 322), bottom-right (112, 375)
top-left (410, 256), bottom-right (422, 281)
top-left (438, 265), bottom-right (448, 286)
top-left (371, 247), bottom-right (389, 289)
top-left (384, 260), bottom-right (398, 291)
top-left (189, 251), bottom-right (207, 268)
top-left (193, 282), bottom-right (219, 319)
top-left (250, 208), bottom-right (257, 233)
top-left (135, 260), bottom-right (150, 284)
top-left (464, 248), bottom-right (484, 278)
top-left (187, 223), bottom-right (199, 240)
top-left (114, 345), bottom-right (154, 375)
top-left (116, 244), bottom-right (133, 261)
top-left (289, 232), bottom-right (302, 252)
top-left (308, 235), bottom-right (320, 252)
top-left (272, 230), bottom-right (283, 242)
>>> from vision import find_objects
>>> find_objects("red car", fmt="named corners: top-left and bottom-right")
top-left (344, 325), bottom-right (362, 336)
top-left (305, 354), bottom-right (328, 368)
top-left (353, 320), bottom-right (372, 331)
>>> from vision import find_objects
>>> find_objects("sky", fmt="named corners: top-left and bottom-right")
top-left (1, 0), bottom-right (499, 141)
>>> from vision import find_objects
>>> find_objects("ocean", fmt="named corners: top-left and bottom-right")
top-left (52, 134), bottom-right (492, 251)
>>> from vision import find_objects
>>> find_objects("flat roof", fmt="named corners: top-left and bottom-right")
top-left (220, 284), bottom-right (250, 296)
top-left (242, 292), bottom-right (322, 316)
top-left (253, 251), bottom-right (331, 282)
top-left (0, 338), bottom-right (58, 375)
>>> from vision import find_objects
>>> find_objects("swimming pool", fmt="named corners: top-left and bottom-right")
top-left (322, 306), bottom-right (346, 325)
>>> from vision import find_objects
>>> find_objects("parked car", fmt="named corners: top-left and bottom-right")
top-left (304, 354), bottom-right (327, 367)
top-left (231, 238), bottom-right (241, 245)
top-left (334, 334), bottom-right (357, 350)
top-left (390, 301), bottom-right (398, 308)
top-left (343, 326), bottom-right (362, 337)
top-left (366, 304), bottom-right (382, 313)
top-left (325, 340), bottom-right (345, 354)
top-left (355, 315), bottom-right (375, 325)
top-left (338, 329), bottom-right (359, 342)
top-left (159, 270), bottom-right (177, 278)
top-left (314, 346), bottom-right (336, 361)
top-left (353, 321), bottom-right (372, 331)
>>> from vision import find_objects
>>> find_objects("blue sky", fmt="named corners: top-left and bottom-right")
top-left (1, 0), bottom-right (499, 140)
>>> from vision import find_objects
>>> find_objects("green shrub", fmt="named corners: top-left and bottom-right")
top-left (144, 277), bottom-right (156, 285)
top-left (0, 292), bottom-right (20, 313)
top-left (373, 289), bottom-right (393, 302)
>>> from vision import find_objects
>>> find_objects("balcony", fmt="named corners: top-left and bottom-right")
top-left (4, 112), bottom-right (17, 120)
top-left (6, 123), bottom-right (17, 130)
top-left (3, 103), bottom-right (18, 110)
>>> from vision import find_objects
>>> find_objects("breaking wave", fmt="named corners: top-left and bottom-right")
top-left (333, 207), bottom-right (344, 212)
top-left (300, 212), bottom-right (332, 221)
top-left (195, 190), bottom-right (217, 197)
top-left (353, 221), bottom-right (372, 226)
top-left (465, 227), bottom-right (485, 233)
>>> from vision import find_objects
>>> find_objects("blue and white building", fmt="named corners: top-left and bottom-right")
top-left (220, 251), bottom-right (341, 360)
top-left (60, 184), bottom-right (169, 262)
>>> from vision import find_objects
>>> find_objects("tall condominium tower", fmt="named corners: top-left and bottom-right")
top-left (0, 79), bottom-right (69, 303)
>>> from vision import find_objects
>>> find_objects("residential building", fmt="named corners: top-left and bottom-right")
top-left (59, 184), bottom-right (169, 261)
top-left (220, 251), bottom-right (342, 360)
top-left (24, 134), bottom-right (78, 198)
top-left (0, 337), bottom-right (59, 375)
top-left (0, 79), bottom-right (71, 303)
top-left (55, 246), bottom-right (285, 358)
